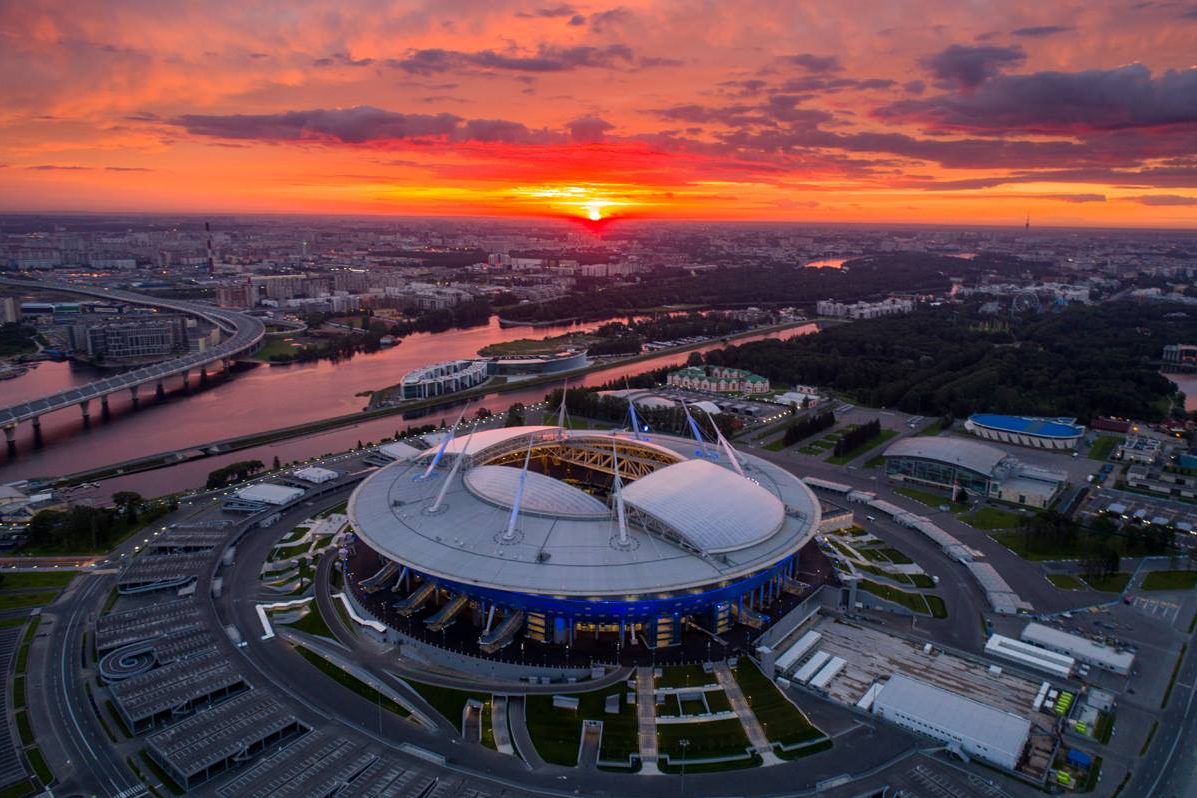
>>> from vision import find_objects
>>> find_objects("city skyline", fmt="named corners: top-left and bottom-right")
top-left (2, 0), bottom-right (1196, 227)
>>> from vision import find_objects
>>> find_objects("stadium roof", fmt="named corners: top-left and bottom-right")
top-left (968, 414), bottom-right (1084, 438)
top-left (464, 464), bottom-right (609, 518)
top-left (622, 459), bottom-right (785, 553)
top-left (349, 427), bottom-right (819, 597)
top-left (883, 436), bottom-right (1008, 476)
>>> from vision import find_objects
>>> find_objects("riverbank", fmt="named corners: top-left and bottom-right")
top-left (51, 319), bottom-right (815, 488)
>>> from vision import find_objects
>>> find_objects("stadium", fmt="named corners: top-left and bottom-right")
top-left (343, 423), bottom-right (822, 660)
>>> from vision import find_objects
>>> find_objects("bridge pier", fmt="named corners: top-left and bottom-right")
top-left (200, 365), bottom-right (208, 383)
top-left (80, 400), bottom-right (91, 425)
top-left (31, 416), bottom-right (40, 433)
top-left (3, 424), bottom-right (15, 453)
top-left (155, 380), bottom-right (165, 399)
top-left (222, 357), bottom-right (231, 373)
top-left (181, 370), bottom-right (190, 390)
top-left (100, 394), bottom-right (110, 418)
top-left (129, 385), bottom-right (140, 409)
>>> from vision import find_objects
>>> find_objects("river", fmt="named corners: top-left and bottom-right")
top-left (0, 316), bottom-right (816, 499)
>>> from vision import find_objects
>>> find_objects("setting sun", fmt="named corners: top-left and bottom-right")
top-left (587, 205), bottom-right (603, 221)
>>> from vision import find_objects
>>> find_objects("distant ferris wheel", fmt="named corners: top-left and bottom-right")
top-left (1011, 290), bottom-right (1042, 315)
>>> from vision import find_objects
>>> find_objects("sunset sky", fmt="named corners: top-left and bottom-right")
top-left (2, 0), bottom-right (1196, 226)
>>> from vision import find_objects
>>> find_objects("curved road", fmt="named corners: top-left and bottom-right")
top-left (0, 277), bottom-right (265, 428)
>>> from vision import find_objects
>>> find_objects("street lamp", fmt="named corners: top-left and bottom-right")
top-left (679, 738), bottom-right (690, 794)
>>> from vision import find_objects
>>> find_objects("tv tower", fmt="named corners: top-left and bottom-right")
top-left (1024, 212), bottom-right (1030, 233)
top-left (205, 221), bottom-right (215, 275)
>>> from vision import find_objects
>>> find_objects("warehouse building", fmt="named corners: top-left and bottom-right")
top-left (1020, 623), bottom-right (1134, 676)
top-left (965, 414), bottom-right (1085, 450)
top-left (882, 437), bottom-right (1066, 508)
top-left (872, 672), bottom-right (1031, 771)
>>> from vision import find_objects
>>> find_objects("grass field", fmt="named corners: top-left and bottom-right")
top-left (859, 580), bottom-right (938, 615)
top-left (960, 506), bottom-right (1026, 530)
top-left (1082, 572), bottom-right (1132, 593)
top-left (893, 486), bottom-right (967, 512)
top-left (924, 595), bottom-right (949, 619)
top-left (918, 418), bottom-right (949, 436)
top-left (403, 680), bottom-right (488, 733)
top-left (731, 660), bottom-right (825, 747)
top-left (279, 602), bottom-right (335, 640)
top-left (0, 591), bottom-right (59, 611)
top-left (292, 645), bottom-right (411, 718)
top-left (1141, 570), bottom-right (1197, 591)
top-left (0, 571), bottom-right (79, 590)
top-left (1088, 435), bottom-right (1123, 461)
top-left (991, 531), bottom-right (1138, 562)
top-left (658, 718), bottom-right (751, 761)
top-left (825, 428), bottom-right (898, 465)
top-left (525, 684), bottom-right (639, 765)
top-left (1047, 574), bottom-right (1086, 590)
top-left (879, 546), bottom-right (913, 564)
top-left (863, 454), bottom-right (886, 468)
top-left (657, 663), bottom-right (716, 689)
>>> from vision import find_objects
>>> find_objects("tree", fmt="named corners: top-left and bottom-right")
top-left (686, 351), bottom-right (705, 367)
top-left (272, 455), bottom-right (281, 470)
top-left (474, 407), bottom-right (493, 420)
top-left (111, 491), bottom-right (144, 524)
top-left (505, 402), bottom-right (526, 427)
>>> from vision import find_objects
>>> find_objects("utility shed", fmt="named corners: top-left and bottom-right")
top-left (1020, 623), bottom-right (1134, 676)
top-left (872, 672), bottom-right (1031, 771)
top-left (985, 634), bottom-right (1075, 679)
top-left (235, 484), bottom-right (304, 506)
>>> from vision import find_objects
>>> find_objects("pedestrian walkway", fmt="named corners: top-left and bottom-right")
top-left (506, 696), bottom-right (545, 769)
top-left (635, 666), bottom-right (660, 775)
top-left (491, 695), bottom-right (514, 755)
top-left (713, 661), bottom-right (782, 765)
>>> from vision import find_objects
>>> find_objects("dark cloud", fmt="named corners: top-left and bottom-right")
top-left (105, 166), bottom-right (152, 172)
top-left (1039, 193), bottom-right (1105, 202)
top-left (639, 56), bottom-right (684, 68)
top-left (781, 54), bottom-right (843, 74)
top-left (566, 115), bottom-right (614, 142)
top-left (387, 44), bottom-right (635, 75)
top-left (921, 44), bottom-right (1026, 90)
top-left (1011, 25), bottom-right (1075, 37)
top-left (515, 5), bottom-right (577, 18)
top-left (312, 52), bottom-right (374, 68)
top-left (718, 79), bottom-right (768, 96)
top-left (26, 164), bottom-right (89, 170)
top-left (903, 80), bottom-right (926, 94)
top-left (170, 106), bottom-right (576, 146)
top-left (1124, 194), bottom-right (1197, 205)
top-left (569, 14), bottom-right (585, 25)
top-left (172, 107), bottom-right (463, 143)
top-left (587, 8), bottom-right (632, 32)
top-left (876, 64), bottom-right (1197, 134)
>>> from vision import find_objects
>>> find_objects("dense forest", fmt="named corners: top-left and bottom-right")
top-left (26, 498), bottom-right (175, 552)
top-left (544, 386), bottom-right (738, 437)
top-left (0, 323), bottom-right (38, 357)
top-left (501, 253), bottom-right (1006, 322)
top-left (702, 301), bottom-right (1190, 421)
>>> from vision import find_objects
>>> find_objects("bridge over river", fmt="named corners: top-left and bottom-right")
top-left (0, 278), bottom-right (265, 449)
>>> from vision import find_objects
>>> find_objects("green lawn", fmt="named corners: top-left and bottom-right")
top-left (403, 680), bottom-right (488, 733)
top-left (825, 428), bottom-right (898, 465)
top-left (277, 526), bottom-right (309, 545)
top-left (657, 663), bottom-right (716, 689)
top-left (1087, 435), bottom-right (1123, 461)
top-left (893, 486), bottom-right (967, 512)
top-left (879, 547), bottom-right (913, 564)
top-left (797, 446), bottom-right (822, 455)
top-left (0, 571), bottom-right (78, 590)
top-left (961, 507), bottom-right (1025, 530)
top-left (525, 683), bottom-right (639, 766)
top-left (0, 591), bottom-right (59, 611)
top-left (291, 645), bottom-right (411, 718)
top-left (1048, 574), bottom-right (1086, 590)
top-left (1141, 570), bottom-right (1197, 591)
top-left (731, 660), bottom-right (825, 747)
top-left (271, 542), bottom-right (311, 561)
top-left (991, 531), bottom-right (1140, 562)
top-left (658, 718), bottom-right (751, 761)
top-left (1082, 572), bottom-right (1132, 593)
top-left (863, 454), bottom-right (886, 468)
top-left (705, 690), bottom-right (732, 714)
top-left (859, 580), bottom-right (938, 615)
top-left (918, 418), bottom-right (949, 436)
top-left (924, 595), bottom-right (949, 619)
top-left (279, 602), bottom-right (336, 640)
top-left (908, 573), bottom-right (936, 588)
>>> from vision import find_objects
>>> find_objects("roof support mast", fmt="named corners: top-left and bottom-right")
top-left (428, 422), bottom-right (477, 513)
top-left (681, 399), bottom-right (713, 460)
top-left (703, 409), bottom-right (745, 477)
top-left (611, 437), bottom-right (630, 547)
top-left (416, 403), bottom-right (468, 480)
top-left (502, 439), bottom-right (534, 542)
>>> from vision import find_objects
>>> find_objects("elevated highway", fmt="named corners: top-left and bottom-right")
top-left (0, 278), bottom-right (265, 447)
